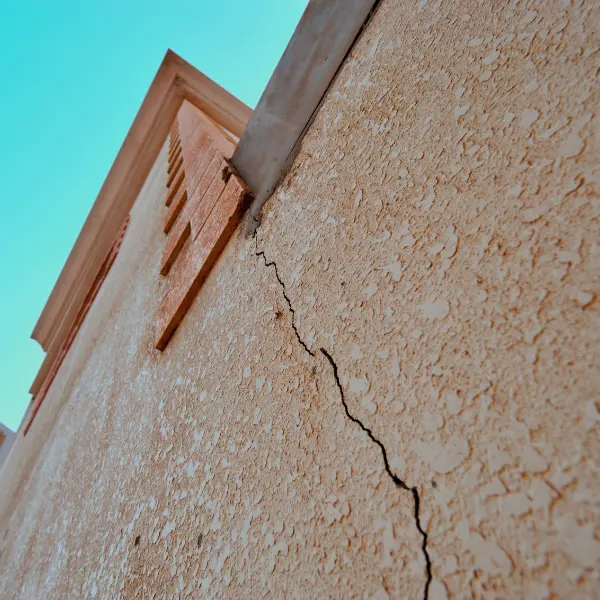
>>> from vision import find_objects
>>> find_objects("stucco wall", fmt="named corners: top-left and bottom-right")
top-left (0, 141), bottom-right (427, 598)
top-left (255, 0), bottom-right (600, 596)
top-left (1, 0), bottom-right (599, 598)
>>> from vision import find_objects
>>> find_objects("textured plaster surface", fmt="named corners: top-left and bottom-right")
top-left (0, 0), bottom-right (599, 598)
top-left (0, 147), bottom-right (426, 598)
top-left (256, 0), bottom-right (600, 597)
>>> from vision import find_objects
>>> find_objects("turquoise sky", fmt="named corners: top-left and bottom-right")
top-left (0, 0), bottom-right (308, 431)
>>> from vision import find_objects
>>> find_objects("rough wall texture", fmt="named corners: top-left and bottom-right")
top-left (256, 0), bottom-right (600, 596)
top-left (0, 0), bottom-right (599, 598)
top-left (0, 148), bottom-right (426, 599)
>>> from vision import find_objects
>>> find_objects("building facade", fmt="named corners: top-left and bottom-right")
top-left (1, 1), bottom-right (599, 598)
top-left (0, 424), bottom-right (15, 470)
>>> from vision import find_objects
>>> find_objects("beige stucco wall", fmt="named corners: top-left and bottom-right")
top-left (1, 0), bottom-right (599, 598)
top-left (254, 0), bottom-right (600, 597)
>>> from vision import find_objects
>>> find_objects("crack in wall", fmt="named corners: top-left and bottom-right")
top-left (321, 348), bottom-right (432, 600)
top-left (255, 242), bottom-right (432, 599)
top-left (255, 249), bottom-right (315, 357)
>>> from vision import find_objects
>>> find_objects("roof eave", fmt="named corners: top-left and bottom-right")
top-left (30, 50), bottom-right (251, 392)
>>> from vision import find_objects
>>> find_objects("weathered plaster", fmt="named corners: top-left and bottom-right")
top-left (256, 0), bottom-right (600, 596)
top-left (0, 144), bottom-right (427, 598)
top-left (0, 1), bottom-right (599, 598)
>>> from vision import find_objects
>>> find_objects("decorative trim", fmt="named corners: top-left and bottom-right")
top-left (24, 218), bottom-right (130, 435)
top-left (231, 0), bottom-right (380, 228)
top-left (30, 51), bottom-right (252, 395)
top-left (155, 102), bottom-right (252, 351)
top-left (29, 0), bottom-right (378, 395)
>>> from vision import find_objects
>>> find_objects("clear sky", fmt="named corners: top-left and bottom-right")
top-left (0, 0), bottom-right (308, 431)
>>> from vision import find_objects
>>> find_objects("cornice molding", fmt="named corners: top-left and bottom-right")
top-left (30, 50), bottom-right (251, 394)
top-left (232, 0), bottom-right (380, 229)
top-left (30, 0), bottom-right (382, 396)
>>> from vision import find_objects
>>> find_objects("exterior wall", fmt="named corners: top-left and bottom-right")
top-left (0, 1), bottom-right (598, 599)
top-left (0, 142), bottom-right (425, 599)
top-left (255, 1), bottom-right (600, 597)
top-left (0, 424), bottom-right (15, 470)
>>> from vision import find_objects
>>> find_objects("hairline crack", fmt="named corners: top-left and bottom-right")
top-left (255, 246), bottom-right (314, 357)
top-left (255, 240), bottom-right (432, 599)
top-left (321, 348), bottom-right (432, 600)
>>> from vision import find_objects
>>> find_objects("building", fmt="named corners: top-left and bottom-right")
top-left (0, 424), bottom-right (15, 470)
top-left (1, 1), bottom-right (598, 598)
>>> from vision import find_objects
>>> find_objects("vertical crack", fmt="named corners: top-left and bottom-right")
top-left (321, 349), bottom-right (432, 600)
top-left (255, 243), bottom-right (432, 598)
top-left (255, 248), bottom-right (314, 357)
